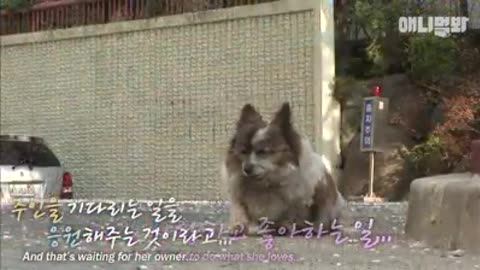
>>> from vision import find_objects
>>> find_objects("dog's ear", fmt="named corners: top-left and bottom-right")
top-left (236, 104), bottom-right (263, 129)
top-left (270, 102), bottom-right (292, 131)
top-left (271, 102), bottom-right (301, 162)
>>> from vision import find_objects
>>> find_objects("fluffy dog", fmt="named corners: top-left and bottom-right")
top-left (221, 102), bottom-right (345, 235)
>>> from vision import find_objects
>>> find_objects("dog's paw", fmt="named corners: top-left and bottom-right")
top-left (228, 223), bottom-right (248, 237)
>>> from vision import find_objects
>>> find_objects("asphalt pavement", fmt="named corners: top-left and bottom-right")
top-left (1, 201), bottom-right (479, 270)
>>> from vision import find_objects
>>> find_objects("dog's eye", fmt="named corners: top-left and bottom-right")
top-left (256, 149), bottom-right (269, 155)
top-left (240, 149), bottom-right (249, 155)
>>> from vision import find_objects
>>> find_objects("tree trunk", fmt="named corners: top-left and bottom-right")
top-left (459, 0), bottom-right (469, 17)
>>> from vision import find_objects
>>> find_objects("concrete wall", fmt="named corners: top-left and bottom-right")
top-left (0, 0), bottom-right (339, 201)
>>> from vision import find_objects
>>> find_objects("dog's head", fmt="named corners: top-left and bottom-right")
top-left (226, 102), bottom-right (302, 183)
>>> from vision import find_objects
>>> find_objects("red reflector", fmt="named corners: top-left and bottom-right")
top-left (62, 172), bottom-right (73, 187)
top-left (372, 86), bottom-right (382, 96)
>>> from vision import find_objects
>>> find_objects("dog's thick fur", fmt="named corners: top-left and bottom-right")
top-left (221, 102), bottom-right (345, 235)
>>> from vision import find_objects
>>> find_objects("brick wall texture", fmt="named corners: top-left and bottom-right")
top-left (0, 10), bottom-right (317, 200)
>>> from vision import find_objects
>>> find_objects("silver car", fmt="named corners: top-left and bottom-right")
top-left (0, 135), bottom-right (73, 204)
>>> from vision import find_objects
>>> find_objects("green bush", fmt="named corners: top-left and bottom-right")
top-left (0, 0), bottom-right (31, 10)
top-left (353, 0), bottom-right (408, 75)
top-left (407, 34), bottom-right (458, 83)
top-left (332, 76), bottom-right (368, 106)
top-left (403, 136), bottom-right (450, 178)
top-left (342, 0), bottom-right (457, 78)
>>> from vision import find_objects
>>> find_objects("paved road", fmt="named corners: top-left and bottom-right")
top-left (1, 201), bottom-right (479, 270)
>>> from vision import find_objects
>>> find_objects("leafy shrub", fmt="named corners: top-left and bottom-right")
top-left (341, 0), bottom-right (461, 78)
top-left (407, 34), bottom-right (458, 83)
top-left (457, 35), bottom-right (480, 75)
top-left (403, 135), bottom-right (450, 178)
top-left (431, 82), bottom-right (480, 169)
top-left (353, 0), bottom-right (409, 75)
top-left (332, 76), bottom-right (368, 106)
top-left (0, 0), bottom-right (31, 10)
top-left (403, 75), bottom-right (480, 176)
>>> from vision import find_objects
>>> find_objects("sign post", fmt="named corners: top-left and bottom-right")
top-left (360, 86), bottom-right (389, 202)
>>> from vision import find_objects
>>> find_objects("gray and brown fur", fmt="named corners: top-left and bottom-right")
top-left (221, 102), bottom-right (345, 235)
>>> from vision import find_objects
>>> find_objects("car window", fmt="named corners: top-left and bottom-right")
top-left (0, 140), bottom-right (61, 167)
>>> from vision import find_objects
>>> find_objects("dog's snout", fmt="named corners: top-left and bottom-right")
top-left (242, 163), bottom-right (254, 176)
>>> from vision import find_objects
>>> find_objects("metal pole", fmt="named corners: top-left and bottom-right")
top-left (369, 152), bottom-right (375, 197)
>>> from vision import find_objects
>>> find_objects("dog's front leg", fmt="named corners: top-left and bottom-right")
top-left (227, 201), bottom-right (264, 237)
top-left (228, 201), bottom-right (250, 236)
top-left (275, 207), bottom-right (310, 236)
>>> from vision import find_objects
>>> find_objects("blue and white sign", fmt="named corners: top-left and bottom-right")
top-left (361, 99), bottom-right (374, 151)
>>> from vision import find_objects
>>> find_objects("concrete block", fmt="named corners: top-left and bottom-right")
top-left (471, 140), bottom-right (480, 175)
top-left (405, 173), bottom-right (480, 253)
